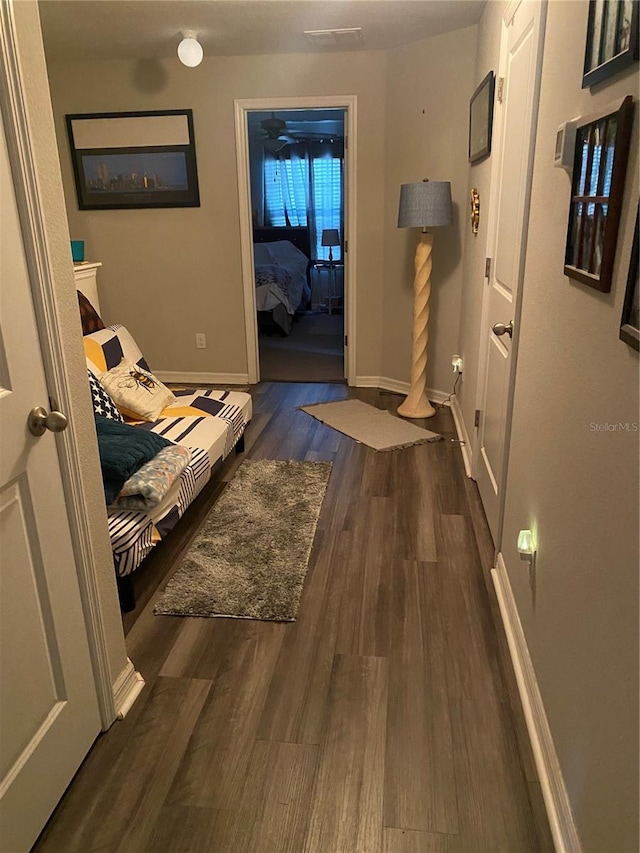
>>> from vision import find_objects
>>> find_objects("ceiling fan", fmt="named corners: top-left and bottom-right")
top-left (260, 114), bottom-right (295, 153)
top-left (259, 113), bottom-right (345, 153)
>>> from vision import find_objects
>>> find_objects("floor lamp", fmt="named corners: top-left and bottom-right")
top-left (321, 229), bottom-right (340, 315)
top-left (397, 180), bottom-right (452, 418)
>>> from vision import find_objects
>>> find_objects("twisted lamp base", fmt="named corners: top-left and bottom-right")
top-left (397, 231), bottom-right (436, 419)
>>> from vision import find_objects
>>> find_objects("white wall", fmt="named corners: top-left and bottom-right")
top-left (12, 1), bottom-right (129, 689)
top-left (458, 2), bottom-right (639, 849)
top-left (46, 50), bottom-right (387, 380)
top-left (45, 27), bottom-right (480, 396)
top-left (382, 25), bottom-right (478, 395)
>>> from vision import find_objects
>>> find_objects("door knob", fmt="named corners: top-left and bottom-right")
top-left (492, 320), bottom-right (514, 338)
top-left (28, 406), bottom-right (69, 436)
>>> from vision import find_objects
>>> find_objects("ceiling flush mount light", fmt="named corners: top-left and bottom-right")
top-left (177, 32), bottom-right (203, 67)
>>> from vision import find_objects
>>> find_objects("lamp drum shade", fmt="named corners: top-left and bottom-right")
top-left (398, 181), bottom-right (452, 228)
top-left (321, 229), bottom-right (340, 247)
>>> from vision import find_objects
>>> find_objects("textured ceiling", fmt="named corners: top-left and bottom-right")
top-left (38, 0), bottom-right (486, 61)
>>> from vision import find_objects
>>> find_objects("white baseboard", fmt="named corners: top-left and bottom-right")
top-left (448, 395), bottom-right (473, 477)
top-left (354, 375), bottom-right (410, 393)
top-left (492, 556), bottom-right (582, 853)
top-left (427, 386), bottom-right (448, 405)
top-left (354, 376), bottom-right (447, 405)
top-left (154, 371), bottom-right (250, 386)
top-left (112, 658), bottom-right (145, 722)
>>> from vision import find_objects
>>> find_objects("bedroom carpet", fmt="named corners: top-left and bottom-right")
top-left (300, 398), bottom-right (442, 451)
top-left (154, 459), bottom-right (332, 621)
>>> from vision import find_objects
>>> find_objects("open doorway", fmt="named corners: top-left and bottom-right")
top-left (249, 108), bottom-right (345, 381)
top-left (236, 100), bottom-right (354, 384)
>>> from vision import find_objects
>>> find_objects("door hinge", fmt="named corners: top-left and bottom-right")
top-left (344, 239), bottom-right (348, 253)
top-left (485, 257), bottom-right (492, 278)
top-left (344, 334), bottom-right (348, 347)
top-left (474, 409), bottom-right (481, 428)
top-left (497, 77), bottom-right (504, 103)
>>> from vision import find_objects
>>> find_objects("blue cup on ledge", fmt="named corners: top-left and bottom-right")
top-left (70, 240), bottom-right (85, 263)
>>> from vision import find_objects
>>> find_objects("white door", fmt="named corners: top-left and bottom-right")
top-left (474, 0), bottom-right (546, 540)
top-left (0, 108), bottom-right (100, 851)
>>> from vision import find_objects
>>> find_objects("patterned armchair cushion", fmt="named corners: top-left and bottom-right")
top-left (83, 322), bottom-right (255, 579)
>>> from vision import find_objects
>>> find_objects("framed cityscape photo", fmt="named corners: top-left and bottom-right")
top-left (66, 110), bottom-right (200, 210)
top-left (582, 0), bottom-right (639, 88)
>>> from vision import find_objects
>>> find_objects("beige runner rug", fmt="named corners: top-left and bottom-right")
top-left (300, 398), bottom-right (441, 451)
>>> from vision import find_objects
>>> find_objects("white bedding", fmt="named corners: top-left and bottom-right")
top-left (254, 240), bottom-right (309, 316)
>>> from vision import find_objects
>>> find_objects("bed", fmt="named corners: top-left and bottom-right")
top-left (253, 228), bottom-right (312, 335)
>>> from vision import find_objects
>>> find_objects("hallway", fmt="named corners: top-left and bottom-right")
top-left (35, 383), bottom-right (553, 852)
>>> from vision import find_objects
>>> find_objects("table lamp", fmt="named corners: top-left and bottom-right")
top-left (397, 179), bottom-right (452, 418)
top-left (321, 229), bottom-right (340, 262)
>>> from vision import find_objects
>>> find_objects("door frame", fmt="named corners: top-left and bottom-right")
top-left (234, 95), bottom-right (357, 385)
top-left (471, 0), bottom-right (547, 550)
top-left (0, 0), bottom-right (116, 728)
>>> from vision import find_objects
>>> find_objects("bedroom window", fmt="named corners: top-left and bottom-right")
top-left (313, 148), bottom-right (342, 262)
top-left (264, 152), bottom-right (309, 228)
top-left (263, 143), bottom-right (343, 261)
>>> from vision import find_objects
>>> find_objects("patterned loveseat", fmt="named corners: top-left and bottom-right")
top-left (84, 324), bottom-right (252, 610)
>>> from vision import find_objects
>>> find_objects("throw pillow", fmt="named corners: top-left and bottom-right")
top-left (87, 369), bottom-right (124, 422)
top-left (100, 359), bottom-right (176, 422)
top-left (83, 324), bottom-right (151, 378)
top-left (77, 290), bottom-right (105, 335)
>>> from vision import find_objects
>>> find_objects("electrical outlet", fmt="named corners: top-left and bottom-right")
top-left (195, 333), bottom-right (206, 349)
top-left (451, 354), bottom-right (464, 374)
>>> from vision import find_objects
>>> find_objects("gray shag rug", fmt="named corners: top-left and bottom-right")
top-left (300, 398), bottom-right (441, 451)
top-left (154, 460), bottom-right (332, 621)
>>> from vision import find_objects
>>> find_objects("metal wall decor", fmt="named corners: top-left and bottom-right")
top-left (470, 188), bottom-right (480, 235)
top-left (582, 0), bottom-right (639, 88)
top-left (564, 95), bottom-right (634, 292)
top-left (66, 110), bottom-right (200, 210)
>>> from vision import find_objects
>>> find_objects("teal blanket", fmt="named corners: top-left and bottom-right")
top-left (94, 415), bottom-right (171, 504)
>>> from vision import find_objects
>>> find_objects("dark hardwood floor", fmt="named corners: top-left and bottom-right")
top-left (35, 382), bottom-right (554, 853)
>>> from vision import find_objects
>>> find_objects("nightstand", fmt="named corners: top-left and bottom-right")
top-left (311, 262), bottom-right (344, 314)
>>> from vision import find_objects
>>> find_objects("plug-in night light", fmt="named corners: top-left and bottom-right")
top-left (517, 529), bottom-right (536, 563)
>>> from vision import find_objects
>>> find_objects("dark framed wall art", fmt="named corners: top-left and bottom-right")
top-left (469, 71), bottom-right (495, 164)
top-left (582, 0), bottom-right (639, 88)
top-left (66, 110), bottom-right (200, 210)
top-left (620, 205), bottom-right (639, 350)
top-left (564, 95), bottom-right (634, 292)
